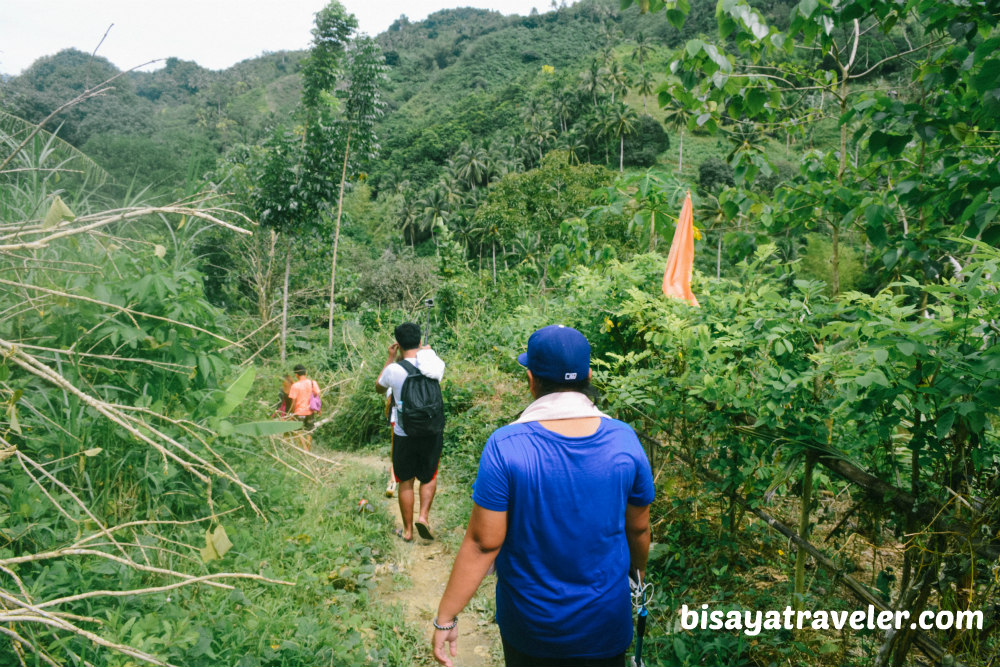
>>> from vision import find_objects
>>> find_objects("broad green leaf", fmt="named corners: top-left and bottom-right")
top-left (217, 367), bottom-right (257, 419)
top-left (201, 530), bottom-right (218, 562)
top-left (819, 642), bottom-right (839, 654)
top-left (745, 87), bottom-right (767, 115)
top-left (200, 525), bottom-right (234, 562)
top-left (7, 404), bottom-right (20, 435)
top-left (936, 411), bottom-right (956, 439)
top-left (211, 525), bottom-right (233, 558)
top-left (43, 196), bottom-right (75, 229)
top-left (972, 59), bottom-right (1000, 95)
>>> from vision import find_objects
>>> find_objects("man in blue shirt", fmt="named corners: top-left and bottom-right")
top-left (432, 325), bottom-right (655, 667)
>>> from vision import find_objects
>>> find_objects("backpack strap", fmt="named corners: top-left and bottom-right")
top-left (397, 359), bottom-right (420, 376)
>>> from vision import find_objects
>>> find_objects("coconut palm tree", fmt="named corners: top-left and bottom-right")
top-left (605, 59), bottom-right (630, 103)
top-left (397, 195), bottom-right (420, 249)
top-left (663, 96), bottom-right (692, 172)
top-left (635, 69), bottom-right (656, 114)
top-left (418, 187), bottom-right (450, 252)
top-left (552, 93), bottom-right (573, 134)
top-left (579, 60), bottom-right (603, 108)
top-left (600, 102), bottom-right (640, 173)
top-left (631, 32), bottom-right (653, 72)
top-left (526, 117), bottom-right (557, 163)
top-left (454, 142), bottom-right (490, 190)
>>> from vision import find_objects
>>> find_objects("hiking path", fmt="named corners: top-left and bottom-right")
top-left (350, 453), bottom-right (500, 666)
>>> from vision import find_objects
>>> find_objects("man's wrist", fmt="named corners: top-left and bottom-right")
top-left (432, 615), bottom-right (458, 631)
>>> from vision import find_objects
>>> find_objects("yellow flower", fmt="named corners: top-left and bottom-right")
top-left (270, 643), bottom-right (281, 650)
top-left (693, 225), bottom-right (702, 241)
top-left (778, 549), bottom-right (785, 556)
top-left (541, 64), bottom-right (555, 74)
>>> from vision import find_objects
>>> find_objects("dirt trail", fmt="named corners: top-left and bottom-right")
top-left (349, 453), bottom-right (499, 666)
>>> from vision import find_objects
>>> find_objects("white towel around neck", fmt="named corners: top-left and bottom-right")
top-left (513, 391), bottom-right (610, 424)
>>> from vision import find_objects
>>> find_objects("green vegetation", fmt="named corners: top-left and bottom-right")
top-left (1, 0), bottom-right (998, 665)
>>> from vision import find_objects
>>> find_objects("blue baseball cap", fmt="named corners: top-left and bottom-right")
top-left (517, 325), bottom-right (590, 383)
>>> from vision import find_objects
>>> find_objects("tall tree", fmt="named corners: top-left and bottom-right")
top-left (255, 1), bottom-right (356, 360)
top-left (327, 34), bottom-right (388, 348)
top-left (635, 69), bottom-right (656, 113)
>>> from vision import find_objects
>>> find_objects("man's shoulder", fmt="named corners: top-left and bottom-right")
top-left (379, 362), bottom-right (406, 380)
top-left (487, 423), bottom-right (535, 445)
top-left (600, 417), bottom-right (637, 434)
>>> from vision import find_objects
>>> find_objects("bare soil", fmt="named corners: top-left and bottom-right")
top-left (350, 453), bottom-right (501, 666)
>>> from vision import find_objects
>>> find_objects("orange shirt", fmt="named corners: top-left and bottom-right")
top-left (287, 377), bottom-right (319, 416)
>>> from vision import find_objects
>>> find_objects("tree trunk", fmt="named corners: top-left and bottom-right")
top-left (831, 225), bottom-right (841, 294)
top-left (794, 452), bottom-right (816, 612)
top-left (678, 128), bottom-right (684, 172)
top-left (619, 134), bottom-right (624, 173)
top-left (716, 230), bottom-right (722, 278)
top-left (258, 229), bottom-right (278, 325)
top-left (328, 129), bottom-right (351, 349)
top-left (281, 243), bottom-right (291, 363)
top-left (492, 242), bottom-right (497, 286)
top-left (649, 211), bottom-right (656, 253)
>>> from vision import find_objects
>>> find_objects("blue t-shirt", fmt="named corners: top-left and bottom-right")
top-left (472, 418), bottom-right (655, 658)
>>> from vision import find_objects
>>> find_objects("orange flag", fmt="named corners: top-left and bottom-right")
top-left (662, 190), bottom-right (699, 307)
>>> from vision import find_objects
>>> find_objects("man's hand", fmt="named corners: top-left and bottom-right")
top-left (432, 626), bottom-right (458, 666)
top-left (387, 342), bottom-right (400, 362)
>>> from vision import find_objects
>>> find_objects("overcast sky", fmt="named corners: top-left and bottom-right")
top-left (0, 1), bottom-right (553, 76)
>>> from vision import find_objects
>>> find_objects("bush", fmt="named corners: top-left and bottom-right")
top-left (345, 250), bottom-right (438, 311)
top-left (624, 115), bottom-right (670, 167)
top-left (698, 157), bottom-right (735, 194)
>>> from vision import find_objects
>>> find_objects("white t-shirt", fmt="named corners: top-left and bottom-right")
top-left (377, 349), bottom-right (445, 436)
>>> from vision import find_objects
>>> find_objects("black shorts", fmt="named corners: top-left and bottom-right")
top-left (501, 638), bottom-right (624, 667)
top-left (392, 431), bottom-right (443, 484)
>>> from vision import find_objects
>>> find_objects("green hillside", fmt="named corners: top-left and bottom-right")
top-left (1, 0), bottom-right (998, 665)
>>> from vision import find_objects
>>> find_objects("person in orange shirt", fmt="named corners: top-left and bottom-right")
top-left (287, 364), bottom-right (320, 451)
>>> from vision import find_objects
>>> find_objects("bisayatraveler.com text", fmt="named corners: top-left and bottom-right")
top-left (680, 604), bottom-right (983, 636)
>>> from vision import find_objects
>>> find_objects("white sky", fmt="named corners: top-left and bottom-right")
top-left (0, 1), bottom-right (551, 76)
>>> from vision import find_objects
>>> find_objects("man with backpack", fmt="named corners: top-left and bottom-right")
top-left (376, 322), bottom-right (446, 542)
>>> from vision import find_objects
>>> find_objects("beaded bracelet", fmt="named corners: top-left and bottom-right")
top-left (433, 616), bottom-right (458, 631)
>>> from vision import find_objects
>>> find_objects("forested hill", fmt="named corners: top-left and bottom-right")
top-left (0, 0), bottom-right (791, 192)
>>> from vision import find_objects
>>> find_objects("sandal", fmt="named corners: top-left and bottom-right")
top-left (393, 528), bottom-right (412, 543)
top-left (414, 520), bottom-right (434, 541)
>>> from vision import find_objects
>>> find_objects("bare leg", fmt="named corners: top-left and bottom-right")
top-left (417, 476), bottom-right (437, 524)
top-left (397, 479), bottom-right (415, 540)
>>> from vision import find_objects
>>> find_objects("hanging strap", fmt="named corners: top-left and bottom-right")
top-left (397, 359), bottom-right (420, 377)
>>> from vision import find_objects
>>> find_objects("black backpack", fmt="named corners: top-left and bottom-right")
top-left (396, 359), bottom-right (445, 437)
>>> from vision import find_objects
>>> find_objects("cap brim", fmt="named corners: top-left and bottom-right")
top-left (517, 352), bottom-right (529, 368)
